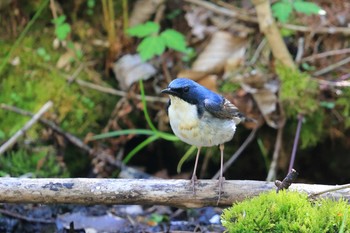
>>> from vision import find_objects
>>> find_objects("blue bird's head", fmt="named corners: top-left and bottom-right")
top-left (161, 78), bottom-right (220, 105)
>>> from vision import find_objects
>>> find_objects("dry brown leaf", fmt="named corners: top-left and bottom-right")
top-left (184, 6), bottom-right (217, 40)
top-left (177, 70), bottom-right (209, 81)
top-left (197, 75), bottom-right (218, 92)
top-left (112, 54), bottom-right (156, 90)
top-left (129, 0), bottom-right (164, 27)
top-left (236, 71), bottom-right (280, 128)
top-left (192, 31), bottom-right (247, 74)
top-left (177, 70), bottom-right (218, 92)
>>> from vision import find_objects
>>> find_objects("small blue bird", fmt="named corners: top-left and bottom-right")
top-left (161, 78), bottom-right (248, 200)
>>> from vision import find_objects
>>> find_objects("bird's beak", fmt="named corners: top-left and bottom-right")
top-left (161, 88), bottom-right (175, 95)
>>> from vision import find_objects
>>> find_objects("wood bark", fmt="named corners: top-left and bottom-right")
top-left (251, 0), bottom-right (296, 69)
top-left (0, 178), bottom-right (349, 208)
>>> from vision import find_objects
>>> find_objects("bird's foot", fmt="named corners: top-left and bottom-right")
top-left (217, 176), bottom-right (226, 205)
top-left (191, 175), bottom-right (197, 195)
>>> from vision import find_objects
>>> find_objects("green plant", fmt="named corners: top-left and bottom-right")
top-left (127, 21), bottom-right (188, 61)
top-left (36, 47), bottom-right (51, 61)
top-left (0, 0), bottom-right (49, 76)
top-left (221, 190), bottom-right (350, 232)
top-left (0, 148), bottom-right (69, 178)
top-left (86, 0), bottom-right (96, 16)
top-left (277, 65), bottom-right (327, 148)
top-left (92, 80), bottom-right (179, 163)
top-left (272, 0), bottom-right (323, 23)
top-left (52, 15), bottom-right (71, 41)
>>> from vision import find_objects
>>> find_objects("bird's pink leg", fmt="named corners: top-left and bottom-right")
top-left (191, 147), bottom-right (201, 195)
top-left (217, 144), bottom-right (225, 204)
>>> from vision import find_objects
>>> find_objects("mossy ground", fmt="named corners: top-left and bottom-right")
top-left (221, 190), bottom-right (349, 233)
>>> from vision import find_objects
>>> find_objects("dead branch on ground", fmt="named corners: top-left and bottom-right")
top-left (0, 178), bottom-right (349, 208)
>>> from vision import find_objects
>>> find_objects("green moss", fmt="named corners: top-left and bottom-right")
top-left (221, 190), bottom-right (350, 233)
top-left (0, 30), bottom-right (116, 139)
top-left (276, 65), bottom-right (327, 148)
top-left (277, 65), bottom-right (319, 117)
top-left (0, 147), bottom-right (69, 178)
top-left (336, 87), bottom-right (350, 128)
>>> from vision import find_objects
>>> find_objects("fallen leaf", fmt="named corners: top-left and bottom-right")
top-left (192, 31), bottom-right (247, 74)
top-left (112, 54), bottom-right (156, 90)
top-left (129, 0), bottom-right (165, 27)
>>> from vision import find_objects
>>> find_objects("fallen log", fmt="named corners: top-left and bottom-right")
top-left (0, 178), bottom-right (349, 208)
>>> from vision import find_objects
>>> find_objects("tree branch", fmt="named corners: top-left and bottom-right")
top-left (0, 178), bottom-right (349, 208)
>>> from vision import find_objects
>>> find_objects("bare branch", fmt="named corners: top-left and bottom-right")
top-left (0, 101), bottom-right (53, 155)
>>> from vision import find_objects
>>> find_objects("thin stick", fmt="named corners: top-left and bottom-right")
top-left (0, 104), bottom-right (153, 179)
top-left (301, 48), bottom-right (350, 62)
top-left (266, 124), bottom-right (284, 181)
top-left (295, 37), bottom-right (304, 63)
top-left (288, 115), bottom-right (303, 172)
top-left (185, 0), bottom-right (350, 35)
top-left (0, 101), bottom-right (53, 155)
top-left (248, 38), bottom-right (267, 65)
top-left (212, 127), bottom-right (258, 180)
top-left (312, 56), bottom-right (350, 76)
top-left (309, 183), bottom-right (350, 199)
top-left (1, 103), bottom-right (92, 154)
top-left (75, 79), bottom-right (168, 103)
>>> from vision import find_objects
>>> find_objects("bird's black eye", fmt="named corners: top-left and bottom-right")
top-left (183, 86), bottom-right (189, 93)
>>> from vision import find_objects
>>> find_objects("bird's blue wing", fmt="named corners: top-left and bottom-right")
top-left (204, 96), bottom-right (243, 122)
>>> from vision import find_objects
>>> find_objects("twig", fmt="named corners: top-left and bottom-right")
top-left (185, 0), bottom-right (257, 23)
top-left (67, 63), bottom-right (84, 83)
top-left (0, 101), bottom-right (53, 155)
top-left (312, 56), bottom-right (350, 76)
top-left (0, 103), bottom-right (92, 154)
top-left (75, 79), bottom-right (168, 103)
top-left (281, 23), bottom-right (350, 35)
top-left (49, 0), bottom-right (58, 19)
top-left (0, 104), bottom-right (153, 179)
top-left (0, 208), bottom-right (55, 224)
top-left (266, 123), bottom-right (284, 181)
top-left (295, 37), bottom-right (304, 63)
top-left (288, 114), bottom-right (303, 172)
top-left (309, 183), bottom-right (350, 199)
top-left (248, 38), bottom-right (267, 65)
top-left (38, 63), bottom-right (167, 103)
top-left (252, 0), bottom-right (296, 69)
top-left (212, 127), bottom-right (258, 180)
top-left (317, 79), bottom-right (350, 87)
top-left (184, 0), bottom-right (350, 35)
top-left (301, 48), bottom-right (350, 62)
top-left (275, 169), bottom-right (299, 193)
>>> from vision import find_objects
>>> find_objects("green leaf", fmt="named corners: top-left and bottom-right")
top-left (127, 22), bottom-right (160, 38)
top-left (160, 29), bottom-right (187, 53)
top-left (55, 23), bottom-right (71, 41)
top-left (272, 2), bottom-right (293, 23)
top-left (177, 145), bottom-right (196, 173)
top-left (123, 134), bottom-right (159, 164)
top-left (293, 1), bottom-right (322, 15)
top-left (320, 101), bottom-right (335, 109)
top-left (137, 36), bottom-right (165, 61)
top-left (52, 15), bottom-right (66, 25)
top-left (0, 130), bottom-right (5, 139)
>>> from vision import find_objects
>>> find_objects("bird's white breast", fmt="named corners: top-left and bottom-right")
top-left (168, 96), bottom-right (236, 147)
